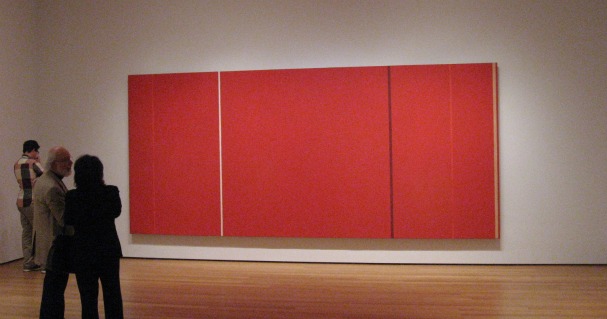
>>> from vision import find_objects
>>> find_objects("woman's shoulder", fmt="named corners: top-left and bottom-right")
top-left (101, 185), bottom-right (121, 200)
top-left (104, 185), bottom-right (120, 193)
top-left (70, 185), bottom-right (119, 196)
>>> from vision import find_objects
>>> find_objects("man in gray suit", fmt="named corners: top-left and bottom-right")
top-left (33, 146), bottom-right (73, 319)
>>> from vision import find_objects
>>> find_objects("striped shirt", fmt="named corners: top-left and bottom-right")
top-left (14, 155), bottom-right (44, 207)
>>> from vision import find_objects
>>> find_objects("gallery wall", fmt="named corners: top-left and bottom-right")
top-left (0, 0), bottom-right (37, 263)
top-left (2, 0), bottom-right (606, 264)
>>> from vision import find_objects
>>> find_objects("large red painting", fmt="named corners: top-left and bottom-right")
top-left (128, 63), bottom-right (499, 239)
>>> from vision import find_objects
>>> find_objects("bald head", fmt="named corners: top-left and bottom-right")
top-left (46, 146), bottom-right (73, 177)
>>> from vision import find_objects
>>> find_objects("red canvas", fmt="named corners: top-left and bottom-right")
top-left (129, 63), bottom-right (498, 239)
top-left (451, 63), bottom-right (499, 238)
top-left (129, 72), bottom-right (221, 236)
top-left (221, 67), bottom-right (392, 238)
top-left (391, 63), bottom-right (499, 239)
top-left (391, 65), bottom-right (454, 238)
top-left (128, 75), bottom-right (156, 234)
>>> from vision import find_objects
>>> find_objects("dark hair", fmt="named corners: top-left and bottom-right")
top-left (74, 155), bottom-right (105, 189)
top-left (23, 140), bottom-right (40, 153)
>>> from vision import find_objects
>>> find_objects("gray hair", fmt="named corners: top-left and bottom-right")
top-left (45, 148), bottom-right (60, 171)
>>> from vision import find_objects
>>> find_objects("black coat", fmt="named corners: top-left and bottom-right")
top-left (64, 185), bottom-right (123, 272)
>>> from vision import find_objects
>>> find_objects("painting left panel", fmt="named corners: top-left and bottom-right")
top-left (128, 72), bottom-right (221, 236)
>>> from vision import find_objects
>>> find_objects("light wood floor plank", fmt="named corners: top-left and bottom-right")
top-left (1, 258), bottom-right (606, 318)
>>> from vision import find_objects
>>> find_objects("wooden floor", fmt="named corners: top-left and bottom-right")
top-left (1, 258), bottom-right (606, 319)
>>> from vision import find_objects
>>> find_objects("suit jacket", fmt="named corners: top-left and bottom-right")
top-left (33, 171), bottom-right (68, 267)
top-left (65, 185), bottom-right (123, 272)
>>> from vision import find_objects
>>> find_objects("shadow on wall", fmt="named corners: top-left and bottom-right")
top-left (130, 234), bottom-right (500, 252)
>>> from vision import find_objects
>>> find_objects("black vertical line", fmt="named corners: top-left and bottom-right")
top-left (388, 66), bottom-right (394, 239)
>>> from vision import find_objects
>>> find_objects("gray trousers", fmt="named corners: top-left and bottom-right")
top-left (18, 205), bottom-right (35, 267)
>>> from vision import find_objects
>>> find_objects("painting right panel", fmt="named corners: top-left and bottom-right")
top-left (450, 63), bottom-right (499, 238)
top-left (391, 63), bottom-right (499, 239)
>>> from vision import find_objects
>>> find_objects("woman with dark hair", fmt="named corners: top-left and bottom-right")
top-left (65, 155), bottom-right (123, 319)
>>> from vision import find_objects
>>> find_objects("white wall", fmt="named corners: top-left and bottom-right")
top-left (9, 0), bottom-right (606, 264)
top-left (0, 0), bottom-right (37, 263)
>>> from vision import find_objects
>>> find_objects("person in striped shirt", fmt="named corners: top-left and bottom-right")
top-left (14, 140), bottom-right (44, 271)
